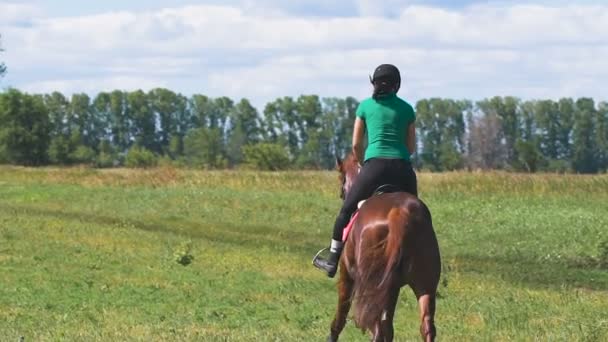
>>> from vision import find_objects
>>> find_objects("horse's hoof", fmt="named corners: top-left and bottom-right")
top-left (327, 335), bottom-right (338, 342)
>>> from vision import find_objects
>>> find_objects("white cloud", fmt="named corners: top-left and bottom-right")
top-left (356, 0), bottom-right (408, 17)
top-left (20, 76), bottom-right (170, 95)
top-left (0, 3), bottom-right (42, 25)
top-left (1, 1), bottom-right (607, 106)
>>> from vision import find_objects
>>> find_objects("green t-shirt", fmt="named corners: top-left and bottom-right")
top-left (355, 93), bottom-right (416, 162)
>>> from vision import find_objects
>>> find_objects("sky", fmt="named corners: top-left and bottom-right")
top-left (1, 0), bottom-right (607, 108)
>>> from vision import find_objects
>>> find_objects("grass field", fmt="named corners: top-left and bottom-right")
top-left (1, 166), bottom-right (607, 341)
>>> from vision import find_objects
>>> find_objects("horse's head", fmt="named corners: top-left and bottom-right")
top-left (336, 153), bottom-right (360, 200)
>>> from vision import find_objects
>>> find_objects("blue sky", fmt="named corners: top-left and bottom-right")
top-left (1, 0), bottom-right (607, 108)
top-left (4, 0), bottom-right (494, 17)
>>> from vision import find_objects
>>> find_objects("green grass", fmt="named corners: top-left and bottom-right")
top-left (1, 166), bottom-right (607, 341)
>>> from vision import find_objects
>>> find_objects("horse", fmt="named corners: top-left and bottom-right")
top-left (326, 153), bottom-right (441, 342)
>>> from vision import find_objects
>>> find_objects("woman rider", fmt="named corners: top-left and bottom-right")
top-left (313, 64), bottom-right (418, 278)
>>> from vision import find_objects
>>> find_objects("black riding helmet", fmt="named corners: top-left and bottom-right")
top-left (370, 64), bottom-right (401, 92)
top-left (369, 64), bottom-right (401, 96)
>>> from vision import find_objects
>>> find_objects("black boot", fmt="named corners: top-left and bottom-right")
top-left (313, 248), bottom-right (342, 278)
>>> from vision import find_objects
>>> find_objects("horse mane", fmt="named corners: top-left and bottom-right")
top-left (338, 152), bottom-right (359, 176)
top-left (337, 153), bottom-right (360, 198)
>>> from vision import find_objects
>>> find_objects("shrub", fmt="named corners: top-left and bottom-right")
top-left (95, 152), bottom-right (115, 168)
top-left (544, 159), bottom-right (572, 174)
top-left (243, 143), bottom-right (290, 171)
top-left (70, 145), bottom-right (96, 164)
top-left (125, 146), bottom-right (158, 168)
top-left (183, 127), bottom-right (227, 169)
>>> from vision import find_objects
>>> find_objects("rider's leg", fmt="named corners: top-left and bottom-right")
top-left (401, 161), bottom-right (418, 197)
top-left (314, 158), bottom-right (385, 277)
top-left (388, 159), bottom-right (418, 197)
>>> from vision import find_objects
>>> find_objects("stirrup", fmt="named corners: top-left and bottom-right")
top-left (312, 247), bottom-right (330, 265)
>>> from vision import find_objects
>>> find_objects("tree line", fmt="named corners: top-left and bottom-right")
top-left (0, 88), bottom-right (606, 173)
top-left (0, 34), bottom-right (6, 79)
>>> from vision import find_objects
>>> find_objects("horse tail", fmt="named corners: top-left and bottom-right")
top-left (353, 205), bottom-right (411, 331)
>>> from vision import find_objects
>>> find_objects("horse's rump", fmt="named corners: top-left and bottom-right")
top-left (352, 197), bottom-right (419, 331)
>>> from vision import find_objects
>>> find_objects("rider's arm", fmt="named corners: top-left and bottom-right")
top-left (406, 122), bottom-right (416, 156)
top-left (352, 117), bottom-right (366, 165)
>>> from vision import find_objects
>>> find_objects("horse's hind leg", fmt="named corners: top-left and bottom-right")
top-left (410, 258), bottom-right (439, 341)
top-left (371, 287), bottom-right (399, 342)
top-left (328, 265), bottom-right (354, 342)
top-left (410, 229), bottom-right (440, 341)
top-left (382, 288), bottom-right (400, 342)
top-left (415, 292), bottom-right (436, 342)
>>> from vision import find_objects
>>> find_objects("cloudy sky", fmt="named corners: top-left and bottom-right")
top-left (1, 0), bottom-right (606, 107)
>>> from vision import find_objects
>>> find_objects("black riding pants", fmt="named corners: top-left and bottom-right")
top-left (332, 158), bottom-right (418, 241)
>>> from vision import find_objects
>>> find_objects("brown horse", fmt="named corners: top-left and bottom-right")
top-left (327, 153), bottom-right (441, 342)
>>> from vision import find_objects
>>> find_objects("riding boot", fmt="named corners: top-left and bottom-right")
top-left (313, 247), bottom-right (343, 278)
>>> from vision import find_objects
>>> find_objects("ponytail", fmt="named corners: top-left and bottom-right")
top-left (371, 79), bottom-right (400, 100)
top-left (372, 81), bottom-right (394, 100)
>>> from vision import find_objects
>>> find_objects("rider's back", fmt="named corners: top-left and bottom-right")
top-left (356, 94), bottom-right (415, 162)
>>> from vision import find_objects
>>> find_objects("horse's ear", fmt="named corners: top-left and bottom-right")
top-left (335, 156), bottom-right (343, 170)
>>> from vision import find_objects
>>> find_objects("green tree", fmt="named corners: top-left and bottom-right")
top-left (416, 99), bottom-right (440, 170)
top-left (417, 98), bottom-right (467, 171)
top-left (262, 97), bottom-right (299, 159)
top-left (226, 98), bottom-right (260, 166)
top-left (261, 101), bottom-right (281, 143)
top-left (514, 139), bottom-right (543, 172)
top-left (68, 93), bottom-right (97, 161)
top-left (109, 90), bottom-right (130, 153)
top-left (571, 98), bottom-right (598, 173)
top-left (183, 127), bottom-right (226, 168)
top-left (126, 90), bottom-right (156, 151)
top-left (556, 98), bottom-right (575, 161)
top-left (0, 34), bottom-right (6, 78)
top-left (148, 88), bottom-right (189, 155)
top-left (476, 97), bottom-right (520, 168)
top-left (190, 94), bottom-right (214, 128)
top-left (535, 100), bottom-right (559, 160)
top-left (125, 146), bottom-right (158, 168)
top-left (149, 88), bottom-right (177, 150)
top-left (44, 92), bottom-right (71, 164)
top-left (43, 93), bottom-right (98, 165)
top-left (514, 100), bottom-right (544, 172)
top-left (294, 95), bottom-right (324, 168)
top-left (243, 143), bottom-right (290, 171)
top-left (44, 92), bottom-right (69, 136)
top-left (69, 94), bottom-right (91, 139)
top-left (91, 92), bottom-right (113, 150)
top-left (296, 95), bottom-right (322, 143)
top-left (596, 102), bottom-right (608, 172)
top-left (173, 94), bottom-right (190, 155)
top-left (532, 98), bottom-right (575, 172)
top-left (188, 95), bottom-right (231, 162)
top-left (168, 135), bottom-right (183, 159)
top-left (0, 89), bottom-right (50, 165)
top-left (70, 145), bottom-right (96, 164)
top-left (48, 135), bottom-right (72, 164)
top-left (331, 97), bottom-right (358, 162)
top-left (95, 139), bottom-right (115, 168)
top-left (212, 96), bottom-right (233, 132)
top-left (291, 97), bottom-right (358, 169)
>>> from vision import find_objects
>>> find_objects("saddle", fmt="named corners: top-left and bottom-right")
top-left (357, 184), bottom-right (404, 209)
top-left (312, 184), bottom-right (407, 265)
top-left (348, 184), bottom-right (404, 240)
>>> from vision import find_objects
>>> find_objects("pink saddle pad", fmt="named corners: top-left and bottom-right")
top-left (342, 211), bottom-right (360, 242)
